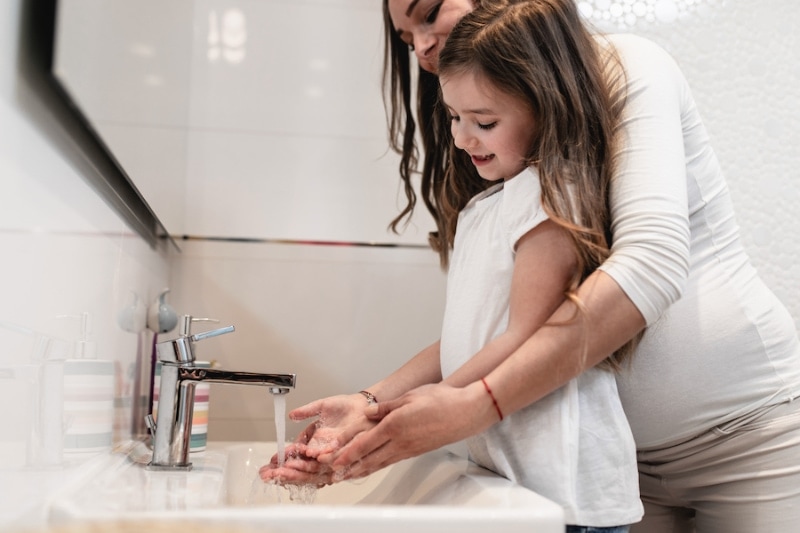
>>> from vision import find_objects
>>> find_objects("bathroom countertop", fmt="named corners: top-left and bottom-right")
top-left (0, 448), bottom-right (120, 531)
top-left (45, 441), bottom-right (228, 522)
top-left (5, 440), bottom-right (564, 533)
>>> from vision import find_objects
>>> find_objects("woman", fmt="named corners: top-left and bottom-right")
top-left (264, 1), bottom-right (800, 530)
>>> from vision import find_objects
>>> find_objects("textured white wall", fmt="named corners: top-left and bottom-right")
top-left (583, 0), bottom-right (800, 322)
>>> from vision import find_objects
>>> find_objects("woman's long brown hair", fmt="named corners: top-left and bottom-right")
top-left (382, 0), bottom-right (504, 260)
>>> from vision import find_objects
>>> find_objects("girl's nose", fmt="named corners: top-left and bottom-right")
top-left (452, 124), bottom-right (473, 151)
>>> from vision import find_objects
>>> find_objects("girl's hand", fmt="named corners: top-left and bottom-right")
top-left (258, 443), bottom-right (335, 486)
top-left (258, 393), bottom-right (378, 485)
top-left (289, 394), bottom-right (379, 461)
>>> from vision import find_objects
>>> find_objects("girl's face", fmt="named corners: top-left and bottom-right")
top-left (441, 70), bottom-right (537, 182)
top-left (387, 0), bottom-right (475, 73)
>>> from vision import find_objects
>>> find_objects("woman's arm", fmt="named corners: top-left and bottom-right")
top-left (331, 269), bottom-right (645, 476)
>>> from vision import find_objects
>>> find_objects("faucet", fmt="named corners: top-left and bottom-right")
top-left (145, 315), bottom-right (296, 471)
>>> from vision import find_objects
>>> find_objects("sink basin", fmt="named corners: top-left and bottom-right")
top-left (47, 440), bottom-right (564, 532)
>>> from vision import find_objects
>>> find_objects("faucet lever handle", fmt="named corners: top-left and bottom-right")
top-left (191, 325), bottom-right (235, 342)
top-left (156, 323), bottom-right (234, 364)
top-left (180, 315), bottom-right (220, 336)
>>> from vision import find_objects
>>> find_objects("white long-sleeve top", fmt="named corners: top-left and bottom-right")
top-left (599, 34), bottom-right (800, 449)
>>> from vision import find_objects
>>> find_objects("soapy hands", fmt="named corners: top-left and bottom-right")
top-left (258, 393), bottom-right (378, 485)
top-left (328, 382), bottom-right (489, 479)
top-left (260, 382), bottom-right (492, 485)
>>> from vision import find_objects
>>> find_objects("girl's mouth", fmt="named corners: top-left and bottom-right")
top-left (471, 154), bottom-right (495, 165)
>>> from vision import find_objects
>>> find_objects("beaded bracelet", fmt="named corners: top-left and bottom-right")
top-left (481, 378), bottom-right (504, 421)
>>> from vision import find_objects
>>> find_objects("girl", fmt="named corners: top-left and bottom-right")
top-left (265, 2), bottom-right (643, 530)
top-left (431, 3), bottom-right (644, 529)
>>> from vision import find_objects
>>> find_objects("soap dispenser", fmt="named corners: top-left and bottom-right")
top-left (117, 290), bottom-right (147, 333)
top-left (60, 312), bottom-right (115, 456)
top-left (147, 288), bottom-right (178, 334)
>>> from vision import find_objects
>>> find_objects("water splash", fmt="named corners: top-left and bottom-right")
top-left (247, 475), bottom-right (319, 505)
top-left (287, 483), bottom-right (319, 503)
top-left (248, 474), bottom-right (283, 504)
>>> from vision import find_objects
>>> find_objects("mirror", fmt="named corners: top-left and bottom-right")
top-left (51, 0), bottom-right (435, 245)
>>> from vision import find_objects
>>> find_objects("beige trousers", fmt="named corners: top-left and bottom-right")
top-left (632, 399), bottom-right (800, 533)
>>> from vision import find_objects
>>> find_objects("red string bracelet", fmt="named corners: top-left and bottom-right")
top-left (481, 377), bottom-right (504, 421)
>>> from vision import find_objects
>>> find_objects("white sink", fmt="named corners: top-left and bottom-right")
top-left (47, 440), bottom-right (564, 532)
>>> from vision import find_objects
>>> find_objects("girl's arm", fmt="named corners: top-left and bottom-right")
top-left (442, 219), bottom-right (577, 388)
top-left (366, 339), bottom-right (443, 402)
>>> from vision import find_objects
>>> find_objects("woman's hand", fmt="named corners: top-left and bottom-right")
top-left (258, 393), bottom-right (378, 485)
top-left (328, 382), bottom-right (493, 480)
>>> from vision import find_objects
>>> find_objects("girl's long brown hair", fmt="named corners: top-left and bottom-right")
top-left (439, 0), bottom-right (635, 367)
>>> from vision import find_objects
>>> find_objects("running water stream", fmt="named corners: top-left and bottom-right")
top-left (246, 391), bottom-right (319, 505)
top-left (273, 393), bottom-right (286, 467)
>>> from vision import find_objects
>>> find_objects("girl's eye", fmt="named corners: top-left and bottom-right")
top-left (450, 115), bottom-right (460, 123)
top-left (478, 122), bottom-right (497, 130)
top-left (425, 4), bottom-right (442, 24)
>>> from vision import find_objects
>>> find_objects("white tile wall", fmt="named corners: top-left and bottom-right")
top-left (183, 0), bottom-right (436, 244)
top-left (170, 239), bottom-right (446, 441)
top-left (54, 0), bottom-right (194, 126)
top-left (183, 131), bottom-right (432, 243)
top-left (55, 0), bottom-right (439, 243)
top-left (1, 0), bottom-right (171, 527)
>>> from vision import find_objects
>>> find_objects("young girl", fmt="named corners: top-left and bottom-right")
top-left (263, 2), bottom-right (643, 530)
top-left (432, 2), bottom-right (641, 530)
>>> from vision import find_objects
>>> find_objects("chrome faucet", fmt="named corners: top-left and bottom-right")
top-left (145, 316), bottom-right (296, 471)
